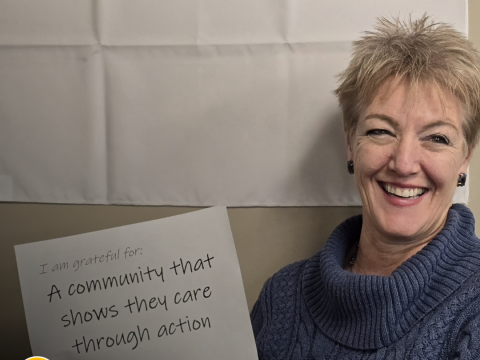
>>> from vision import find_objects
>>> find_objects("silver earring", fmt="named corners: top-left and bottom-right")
top-left (457, 173), bottom-right (467, 187)
top-left (347, 160), bottom-right (354, 174)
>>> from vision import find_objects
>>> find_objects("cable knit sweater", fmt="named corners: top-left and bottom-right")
top-left (251, 204), bottom-right (480, 359)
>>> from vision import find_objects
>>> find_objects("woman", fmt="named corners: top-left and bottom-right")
top-left (251, 16), bottom-right (480, 359)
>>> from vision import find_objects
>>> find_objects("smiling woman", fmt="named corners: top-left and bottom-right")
top-left (349, 78), bottom-right (473, 275)
top-left (251, 15), bottom-right (480, 359)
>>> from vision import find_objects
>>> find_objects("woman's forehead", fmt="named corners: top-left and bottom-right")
top-left (364, 78), bottom-right (463, 125)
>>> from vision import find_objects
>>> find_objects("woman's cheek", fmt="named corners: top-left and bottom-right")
top-left (355, 144), bottom-right (391, 173)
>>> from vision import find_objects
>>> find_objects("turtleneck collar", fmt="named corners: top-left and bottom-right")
top-left (302, 204), bottom-right (480, 350)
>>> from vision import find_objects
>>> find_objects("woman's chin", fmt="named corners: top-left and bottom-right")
top-left (371, 209), bottom-right (442, 242)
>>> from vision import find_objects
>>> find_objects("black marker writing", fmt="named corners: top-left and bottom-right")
top-left (40, 264), bottom-right (48, 275)
top-left (170, 254), bottom-right (214, 275)
top-left (72, 326), bottom-right (150, 354)
top-left (67, 266), bottom-right (164, 298)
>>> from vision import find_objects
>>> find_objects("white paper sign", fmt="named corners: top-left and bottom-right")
top-left (15, 207), bottom-right (258, 360)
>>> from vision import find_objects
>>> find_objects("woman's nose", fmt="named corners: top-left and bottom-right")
top-left (387, 138), bottom-right (421, 176)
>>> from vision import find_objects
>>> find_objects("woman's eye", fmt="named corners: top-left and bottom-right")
top-left (429, 134), bottom-right (450, 145)
top-left (366, 129), bottom-right (392, 137)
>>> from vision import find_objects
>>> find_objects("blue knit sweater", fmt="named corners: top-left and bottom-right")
top-left (251, 204), bottom-right (480, 359)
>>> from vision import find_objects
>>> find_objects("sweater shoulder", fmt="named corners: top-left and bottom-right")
top-left (255, 259), bottom-right (308, 318)
top-left (269, 260), bottom-right (308, 288)
top-left (257, 260), bottom-right (308, 311)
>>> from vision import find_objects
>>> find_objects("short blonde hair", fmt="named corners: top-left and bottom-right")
top-left (335, 15), bottom-right (480, 149)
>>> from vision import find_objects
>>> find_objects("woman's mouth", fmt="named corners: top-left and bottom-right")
top-left (380, 182), bottom-right (427, 199)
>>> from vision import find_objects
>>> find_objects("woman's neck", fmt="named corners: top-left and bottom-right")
top-left (350, 226), bottom-right (437, 276)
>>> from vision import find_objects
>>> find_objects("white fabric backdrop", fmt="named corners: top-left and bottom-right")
top-left (0, 0), bottom-right (468, 205)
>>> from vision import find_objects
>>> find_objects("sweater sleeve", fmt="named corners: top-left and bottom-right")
top-left (250, 261), bottom-right (307, 360)
top-left (250, 277), bottom-right (273, 360)
top-left (251, 279), bottom-right (269, 340)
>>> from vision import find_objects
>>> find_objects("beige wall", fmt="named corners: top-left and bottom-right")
top-left (3, 6), bottom-right (480, 358)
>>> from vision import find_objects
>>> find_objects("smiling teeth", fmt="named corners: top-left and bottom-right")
top-left (384, 184), bottom-right (425, 198)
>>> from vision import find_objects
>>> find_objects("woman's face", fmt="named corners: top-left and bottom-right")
top-left (348, 78), bottom-right (473, 243)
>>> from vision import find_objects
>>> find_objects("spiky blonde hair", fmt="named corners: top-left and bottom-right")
top-left (335, 15), bottom-right (480, 149)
